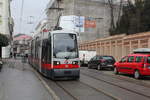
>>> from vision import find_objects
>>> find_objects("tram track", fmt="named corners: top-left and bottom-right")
top-left (54, 81), bottom-right (78, 100)
top-left (35, 69), bottom-right (119, 100)
top-left (82, 68), bottom-right (150, 88)
top-left (54, 80), bottom-right (118, 100)
top-left (77, 81), bottom-right (119, 100)
top-left (81, 71), bottom-right (150, 99)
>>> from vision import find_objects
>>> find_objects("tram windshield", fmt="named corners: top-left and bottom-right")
top-left (53, 33), bottom-right (78, 59)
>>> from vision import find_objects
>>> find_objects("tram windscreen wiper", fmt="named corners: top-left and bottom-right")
top-left (65, 56), bottom-right (69, 59)
top-left (65, 52), bottom-right (77, 59)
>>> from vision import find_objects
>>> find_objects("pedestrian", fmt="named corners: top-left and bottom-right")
top-left (10, 52), bottom-right (12, 58)
top-left (14, 53), bottom-right (16, 59)
top-left (21, 54), bottom-right (26, 70)
top-left (25, 53), bottom-right (28, 63)
top-left (0, 58), bottom-right (3, 72)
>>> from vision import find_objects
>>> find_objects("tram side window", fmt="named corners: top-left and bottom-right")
top-left (31, 41), bottom-right (33, 57)
top-left (47, 38), bottom-right (51, 63)
top-left (35, 37), bottom-right (39, 59)
top-left (42, 40), bottom-right (46, 62)
top-left (42, 39), bottom-right (51, 63)
top-left (35, 40), bottom-right (40, 59)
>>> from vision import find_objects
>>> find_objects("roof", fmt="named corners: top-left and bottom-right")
top-left (133, 48), bottom-right (150, 53)
top-left (13, 34), bottom-right (32, 41)
top-left (128, 53), bottom-right (150, 57)
top-left (51, 29), bottom-right (78, 35)
top-left (46, 0), bottom-right (122, 10)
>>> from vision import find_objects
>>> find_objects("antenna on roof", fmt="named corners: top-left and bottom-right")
top-left (53, 13), bottom-right (63, 30)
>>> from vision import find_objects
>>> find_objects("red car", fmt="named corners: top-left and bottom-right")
top-left (114, 54), bottom-right (150, 79)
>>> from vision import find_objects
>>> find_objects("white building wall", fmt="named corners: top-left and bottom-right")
top-left (0, 0), bottom-right (12, 58)
top-left (0, 0), bottom-right (3, 34)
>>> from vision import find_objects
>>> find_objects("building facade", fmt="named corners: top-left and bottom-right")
top-left (79, 32), bottom-right (150, 61)
top-left (0, 0), bottom-right (14, 58)
top-left (12, 34), bottom-right (32, 56)
top-left (46, 0), bottom-right (123, 42)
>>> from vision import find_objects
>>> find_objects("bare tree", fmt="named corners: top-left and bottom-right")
top-left (117, 0), bottom-right (123, 24)
top-left (107, 0), bottom-right (115, 33)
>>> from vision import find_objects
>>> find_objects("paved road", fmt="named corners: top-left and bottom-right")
top-left (39, 66), bottom-right (150, 100)
top-left (0, 59), bottom-right (53, 100)
top-left (2, 59), bottom-right (150, 100)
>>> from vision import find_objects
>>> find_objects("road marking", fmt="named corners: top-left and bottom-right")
top-left (33, 70), bottom-right (60, 100)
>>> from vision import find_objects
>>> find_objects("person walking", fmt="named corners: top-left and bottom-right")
top-left (21, 53), bottom-right (26, 70)
top-left (0, 58), bottom-right (3, 72)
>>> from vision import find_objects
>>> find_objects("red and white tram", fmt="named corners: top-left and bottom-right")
top-left (28, 29), bottom-right (80, 79)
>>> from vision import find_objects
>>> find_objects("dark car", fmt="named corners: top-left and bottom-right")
top-left (88, 55), bottom-right (116, 70)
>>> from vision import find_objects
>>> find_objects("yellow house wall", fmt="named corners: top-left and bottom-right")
top-left (79, 32), bottom-right (150, 61)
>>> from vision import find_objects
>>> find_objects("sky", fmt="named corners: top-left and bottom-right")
top-left (11, 0), bottom-right (50, 36)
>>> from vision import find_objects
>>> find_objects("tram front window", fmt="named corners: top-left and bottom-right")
top-left (53, 33), bottom-right (78, 59)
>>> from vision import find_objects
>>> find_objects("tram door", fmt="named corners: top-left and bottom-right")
top-left (41, 39), bottom-right (51, 75)
top-left (39, 41), bottom-right (42, 72)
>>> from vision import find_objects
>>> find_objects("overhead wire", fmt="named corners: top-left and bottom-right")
top-left (31, 10), bottom-right (46, 32)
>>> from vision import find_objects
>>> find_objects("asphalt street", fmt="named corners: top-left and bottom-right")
top-left (0, 59), bottom-right (53, 100)
top-left (1, 59), bottom-right (150, 100)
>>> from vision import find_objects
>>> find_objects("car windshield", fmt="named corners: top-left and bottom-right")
top-left (102, 56), bottom-right (114, 60)
top-left (147, 57), bottom-right (150, 63)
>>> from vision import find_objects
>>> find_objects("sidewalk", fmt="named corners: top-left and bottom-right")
top-left (0, 58), bottom-right (53, 100)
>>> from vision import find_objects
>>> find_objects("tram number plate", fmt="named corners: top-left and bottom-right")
top-left (64, 71), bottom-right (71, 74)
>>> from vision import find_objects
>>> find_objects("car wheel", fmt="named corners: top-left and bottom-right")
top-left (114, 67), bottom-right (119, 75)
top-left (97, 64), bottom-right (102, 70)
top-left (75, 76), bottom-right (80, 81)
top-left (134, 70), bottom-right (141, 79)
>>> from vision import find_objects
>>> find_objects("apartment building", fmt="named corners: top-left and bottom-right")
top-left (0, 0), bottom-right (14, 58)
top-left (45, 0), bottom-right (124, 42)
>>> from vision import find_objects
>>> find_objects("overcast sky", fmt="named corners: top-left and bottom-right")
top-left (11, 0), bottom-right (50, 36)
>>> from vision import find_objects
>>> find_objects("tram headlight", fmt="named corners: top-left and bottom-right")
top-left (53, 61), bottom-right (60, 65)
top-left (72, 61), bottom-right (78, 65)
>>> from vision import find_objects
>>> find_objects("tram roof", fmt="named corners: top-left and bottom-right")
top-left (51, 29), bottom-right (78, 35)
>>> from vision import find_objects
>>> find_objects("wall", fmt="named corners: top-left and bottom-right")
top-left (46, 0), bottom-right (120, 42)
top-left (79, 32), bottom-right (150, 61)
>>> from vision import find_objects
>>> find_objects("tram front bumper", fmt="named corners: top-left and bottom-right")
top-left (52, 68), bottom-right (80, 77)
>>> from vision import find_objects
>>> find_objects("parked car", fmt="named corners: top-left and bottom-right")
top-left (114, 53), bottom-right (150, 79)
top-left (88, 55), bottom-right (116, 70)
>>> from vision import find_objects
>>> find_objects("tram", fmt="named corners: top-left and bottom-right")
top-left (28, 29), bottom-right (80, 79)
